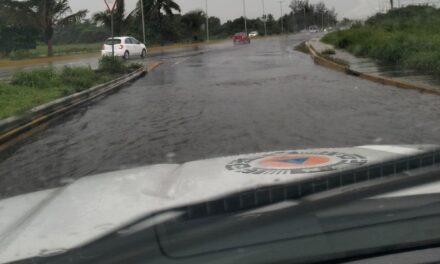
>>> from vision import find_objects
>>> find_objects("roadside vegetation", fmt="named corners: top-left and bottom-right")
top-left (321, 49), bottom-right (336, 55)
top-left (0, 0), bottom-right (337, 60)
top-left (294, 42), bottom-right (310, 54)
top-left (6, 43), bottom-right (102, 60)
top-left (322, 5), bottom-right (440, 74)
top-left (0, 57), bottom-right (141, 119)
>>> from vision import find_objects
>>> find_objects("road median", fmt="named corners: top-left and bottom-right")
top-left (0, 60), bottom-right (163, 151)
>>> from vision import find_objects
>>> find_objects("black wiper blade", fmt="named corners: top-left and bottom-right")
top-left (183, 150), bottom-right (440, 219)
top-left (290, 165), bottom-right (440, 216)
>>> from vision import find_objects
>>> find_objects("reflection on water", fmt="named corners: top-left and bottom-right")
top-left (348, 56), bottom-right (440, 90)
top-left (378, 63), bottom-right (440, 88)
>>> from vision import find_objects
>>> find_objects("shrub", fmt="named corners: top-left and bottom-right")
top-left (321, 5), bottom-right (440, 74)
top-left (11, 68), bottom-right (60, 89)
top-left (321, 49), bottom-right (336, 55)
top-left (0, 25), bottom-right (38, 55)
top-left (97, 56), bottom-right (127, 74)
top-left (404, 51), bottom-right (440, 73)
top-left (127, 63), bottom-right (144, 71)
top-left (8, 50), bottom-right (39, 60)
top-left (60, 66), bottom-right (97, 91)
top-left (1, 59), bottom-right (140, 119)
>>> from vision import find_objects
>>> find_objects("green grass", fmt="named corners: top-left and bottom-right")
top-left (11, 68), bottom-right (60, 88)
top-left (45, 43), bottom-right (102, 56)
top-left (0, 83), bottom-right (64, 118)
top-left (3, 43), bottom-right (102, 60)
top-left (321, 48), bottom-right (336, 55)
top-left (322, 5), bottom-right (440, 74)
top-left (0, 58), bottom-right (140, 119)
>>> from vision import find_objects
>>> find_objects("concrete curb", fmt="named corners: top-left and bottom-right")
top-left (147, 61), bottom-right (164, 72)
top-left (306, 42), bottom-right (348, 74)
top-left (305, 42), bottom-right (440, 96)
top-left (0, 64), bottom-right (158, 149)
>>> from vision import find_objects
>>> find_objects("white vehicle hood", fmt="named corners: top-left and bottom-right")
top-left (0, 145), bottom-right (439, 263)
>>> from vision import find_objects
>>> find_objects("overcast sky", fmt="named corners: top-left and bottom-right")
top-left (70, 0), bottom-right (383, 22)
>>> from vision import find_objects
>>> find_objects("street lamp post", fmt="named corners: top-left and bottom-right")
top-left (262, 0), bottom-right (267, 36)
top-left (243, 0), bottom-right (248, 35)
top-left (205, 0), bottom-right (209, 41)
top-left (140, 0), bottom-right (146, 44)
top-left (104, 0), bottom-right (117, 58)
top-left (111, 12), bottom-right (114, 57)
top-left (279, 1), bottom-right (284, 34)
top-left (303, 6), bottom-right (307, 31)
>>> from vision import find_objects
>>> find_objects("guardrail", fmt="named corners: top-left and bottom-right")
top-left (0, 67), bottom-right (145, 149)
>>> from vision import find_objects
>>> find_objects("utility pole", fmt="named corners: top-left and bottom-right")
top-left (262, 0), bottom-right (267, 36)
top-left (140, 0), bottom-right (146, 44)
top-left (303, 6), bottom-right (307, 31)
top-left (104, 0), bottom-right (117, 58)
top-left (243, 0), bottom-right (248, 34)
top-left (205, 0), bottom-right (209, 41)
top-left (328, 12), bottom-right (330, 27)
top-left (111, 12), bottom-right (114, 57)
top-left (279, 1), bottom-right (284, 34)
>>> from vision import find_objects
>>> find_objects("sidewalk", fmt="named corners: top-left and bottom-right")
top-left (308, 38), bottom-right (440, 93)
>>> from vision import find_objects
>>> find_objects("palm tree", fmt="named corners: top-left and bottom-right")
top-left (140, 0), bottom-right (181, 45)
top-left (1, 0), bottom-right (87, 56)
top-left (181, 10), bottom-right (205, 42)
top-left (148, 0), bottom-right (181, 17)
top-left (93, 0), bottom-right (130, 36)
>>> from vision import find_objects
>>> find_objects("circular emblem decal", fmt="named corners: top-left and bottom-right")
top-left (226, 151), bottom-right (367, 175)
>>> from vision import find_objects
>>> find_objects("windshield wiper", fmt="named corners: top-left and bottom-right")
top-left (182, 150), bottom-right (440, 219)
top-left (153, 165), bottom-right (440, 263)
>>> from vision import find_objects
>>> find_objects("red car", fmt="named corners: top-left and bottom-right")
top-left (232, 32), bottom-right (251, 45)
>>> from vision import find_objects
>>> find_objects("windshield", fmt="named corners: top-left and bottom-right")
top-left (104, 38), bottom-right (122, 45)
top-left (0, 0), bottom-right (440, 263)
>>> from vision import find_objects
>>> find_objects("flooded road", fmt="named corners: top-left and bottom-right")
top-left (0, 42), bottom-right (228, 79)
top-left (1, 34), bottom-right (440, 198)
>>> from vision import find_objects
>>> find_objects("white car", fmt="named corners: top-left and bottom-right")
top-left (308, 25), bottom-right (319, 33)
top-left (248, 31), bottom-right (259, 38)
top-left (101, 36), bottom-right (147, 59)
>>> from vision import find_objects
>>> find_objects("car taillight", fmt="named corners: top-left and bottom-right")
top-left (119, 44), bottom-right (124, 49)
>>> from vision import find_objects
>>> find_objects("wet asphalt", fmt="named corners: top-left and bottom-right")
top-left (1, 34), bottom-right (439, 198)
top-left (0, 44), bottom-right (222, 79)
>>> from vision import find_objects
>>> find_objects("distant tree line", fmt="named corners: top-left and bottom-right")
top-left (288, 0), bottom-right (338, 31)
top-left (0, 0), bottom-right (87, 56)
top-left (0, 0), bottom-right (337, 57)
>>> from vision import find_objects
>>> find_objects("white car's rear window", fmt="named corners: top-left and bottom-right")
top-left (105, 39), bottom-right (122, 45)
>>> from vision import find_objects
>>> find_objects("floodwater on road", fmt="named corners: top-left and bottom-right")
top-left (0, 42), bottom-right (228, 79)
top-left (1, 34), bottom-right (439, 198)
